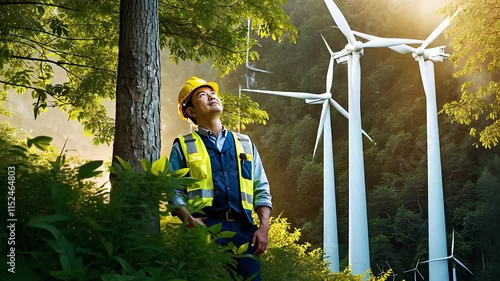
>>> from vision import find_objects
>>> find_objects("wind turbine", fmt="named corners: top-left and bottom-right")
top-left (244, 18), bottom-right (272, 89)
top-left (239, 19), bottom-right (272, 132)
top-left (243, 35), bottom-right (373, 272)
top-left (322, 0), bottom-right (423, 274)
top-left (404, 259), bottom-right (425, 281)
top-left (352, 9), bottom-right (460, 280)
top-left (386, 261), bottom-right (398, 281)
top-left (422, 230), bottom-right (473, 281)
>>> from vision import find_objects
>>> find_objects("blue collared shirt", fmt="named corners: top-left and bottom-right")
top-left (169, 126), bottom-right (272, 213)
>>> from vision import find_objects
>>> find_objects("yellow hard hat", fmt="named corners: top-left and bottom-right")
top-left (177, 76), bottom-right (219, 120)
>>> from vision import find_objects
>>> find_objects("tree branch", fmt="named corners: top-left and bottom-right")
top-left (10, 55), bottom-right (110, 71)
top-left (0, 79), bottom-right (43, 92)
top-left (0, 2), bottom-right (78, 11)
top-left (8, 25), bottom-right (98, 41)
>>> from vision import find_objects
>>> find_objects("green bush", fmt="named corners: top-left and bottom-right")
top-left (0, 127), bottom-right (238, 281)
top-left (0, 124), bottom-right (388, 281)
top-left (261, 215), bottom-right (389, 281)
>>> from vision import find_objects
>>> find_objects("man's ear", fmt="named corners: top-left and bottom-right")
top-left (185, 107), bottom-right (195, 119)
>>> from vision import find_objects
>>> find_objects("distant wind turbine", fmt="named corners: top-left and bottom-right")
top-left (322, 0), bottom-right (423, 274)
top-left (386, 261), bottom-right (398, 281)
top-left (352, 9), bottom-right (460, 280)
top-left (422, 229), bottom-right (473, 281)
top-left (404, 259), bottom-right (425, 281)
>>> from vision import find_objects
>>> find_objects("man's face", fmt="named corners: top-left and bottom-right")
top-left (186, 86), bottom-right (223, 120)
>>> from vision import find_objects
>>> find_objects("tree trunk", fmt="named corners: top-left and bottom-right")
top-left (113, 0), bottom-right (161, 170)
top-left (112, 0), bottom-right (161, 233)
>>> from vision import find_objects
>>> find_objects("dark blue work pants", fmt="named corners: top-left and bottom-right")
top-left (204, 217), bottom-right (261, 281)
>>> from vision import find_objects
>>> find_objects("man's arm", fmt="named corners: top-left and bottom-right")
top-left (251, 206), bottom-right (271, 255)
top-left (250, 143), bottom-right (272, 255)
top-left (169, 141), bottom-right (206, 228)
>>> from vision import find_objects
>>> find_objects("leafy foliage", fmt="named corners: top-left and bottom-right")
top-left (441, 0), bottom-right (500, 148)
top-left (0, 0), bottom-right (297, 144)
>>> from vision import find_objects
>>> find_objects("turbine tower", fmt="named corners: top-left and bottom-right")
top-left (323, 0), bottom-right (423, 275)
top-left (352, 10), bottom-right (460, 280)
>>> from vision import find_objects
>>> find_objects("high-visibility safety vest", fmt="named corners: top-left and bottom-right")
top-left (179, 131), bottom-right (255, 214)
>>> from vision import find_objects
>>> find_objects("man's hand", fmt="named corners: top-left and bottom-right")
top-left (252, 206), bottom-right (271, 255)
top-left (251, 226), bottom-right (269, 255)
top-left (175, 206), bottom-right (206, 228)
top-left (187, 216), bottom-right (206, 228)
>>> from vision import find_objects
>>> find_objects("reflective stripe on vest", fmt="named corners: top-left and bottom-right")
top-left (179, 131), bottom-right (254, 212)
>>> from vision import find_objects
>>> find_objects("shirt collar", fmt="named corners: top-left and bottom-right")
top-left (196, 126), bottom-right (227, 138)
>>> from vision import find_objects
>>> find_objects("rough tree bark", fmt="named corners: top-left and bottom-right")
top-left (113, 0), bottom-right (161, 170)
top-left (112, 0), bottom-right (161, 233)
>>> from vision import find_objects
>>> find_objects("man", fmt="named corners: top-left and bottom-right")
top-left (169, 76), bottom-right (272, 280)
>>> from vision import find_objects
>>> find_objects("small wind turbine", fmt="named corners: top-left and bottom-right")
top-left (352, 9), bottom-right (460, 280)
top-left (376, 263), bottom-right (386, 277)
top-left (404, 259), bottom-right (425, 281)
top-left (239, 19), bottom-right (272, 132)
top-left (421, 230), bottom-right (473, 281)
top-left (243, 35), bottom-right (372, 272)
top-left (244, 18), bottom-right (272, 89)
top-left (323, 0), bottom-right (423, 274)
top-left (386, 261), bottom-right (398, 281)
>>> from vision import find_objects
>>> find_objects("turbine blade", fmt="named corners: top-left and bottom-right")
top-left (247, 65), bottom-right (272, 74)
top-left (416, 269), bottom-right (425, 280)
top-left (422, 15), bottom-right (453, 49)
top-left (352, 30), bottom-right (380, 41)
top-left (242, 89), bottom-right (325, 100)
top-left (389, 45), bottom-right (417, 55)
top-left (326, 57), bottom-right (334, 93)
top-left (423, 256), bottom-right (451, 263)
top-left (417, 57), bottom-right (435, 99)
top-left (453, 258), bottom-right (473, 275)
top-left (321, 35), bottom-right (335, 92)
top-left (321, 34), bottom-right (334, 55)
top-left (363, 38), bottom-right (423, 48)
top-left (362, 129), bottom-right (374, 143)
top-left (323, 0), bottom-right (356, 44)
top-left (352, 30), bottom-right (418, 55)
top-left (328, 99), bottom-right (374, 142)
top-left (329, 98), bottom-right (348, 119)
top-left (305, 98), bottom-right (324, 104)
top-left (313, 101), bottom-right (329, 157)
top-left (451, 229), bottom-right (455, 255)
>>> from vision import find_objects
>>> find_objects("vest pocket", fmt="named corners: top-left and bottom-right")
top-left (241, 160), bottom-right (252, 180)
top-left (189, 160), bottom-right (208, 179)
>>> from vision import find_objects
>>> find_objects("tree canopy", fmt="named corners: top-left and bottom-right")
top-left (0, 0), bottom-right (297, 144)
top-left (441, 0), bottom-right (500, 148)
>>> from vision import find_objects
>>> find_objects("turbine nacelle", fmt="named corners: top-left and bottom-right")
top-left (412, 46), bottom-right (449, 62)
top-left (346, 41), bottom-right (365, 53)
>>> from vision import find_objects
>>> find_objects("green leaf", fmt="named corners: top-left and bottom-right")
top-left (115, 156), bottom-right (133, 172)
top-left (37, 6), bottom-right (45, 15)
top-left (77, 160), bottom-right (103, 180)
top-left (236, 243), bottom-right (249, 255)
top-left (114, 256), bottom-right (134, 274)
top-left (216, 231), bottom-right (236, 239)
top-left (151, 156), bottom-right (168, 175)
top-left (140, 158), bottom-right (151, 172)
top-left (29, 215), bottom-right (69, 224)
top-left (208, 223), bottom-right (222, 235)
top-left (27, 135), bottom-right (52, 151)
top-left (104, 241), bottom-right (113, 257)
top-left (170, 168), bottom-right (190, 178)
